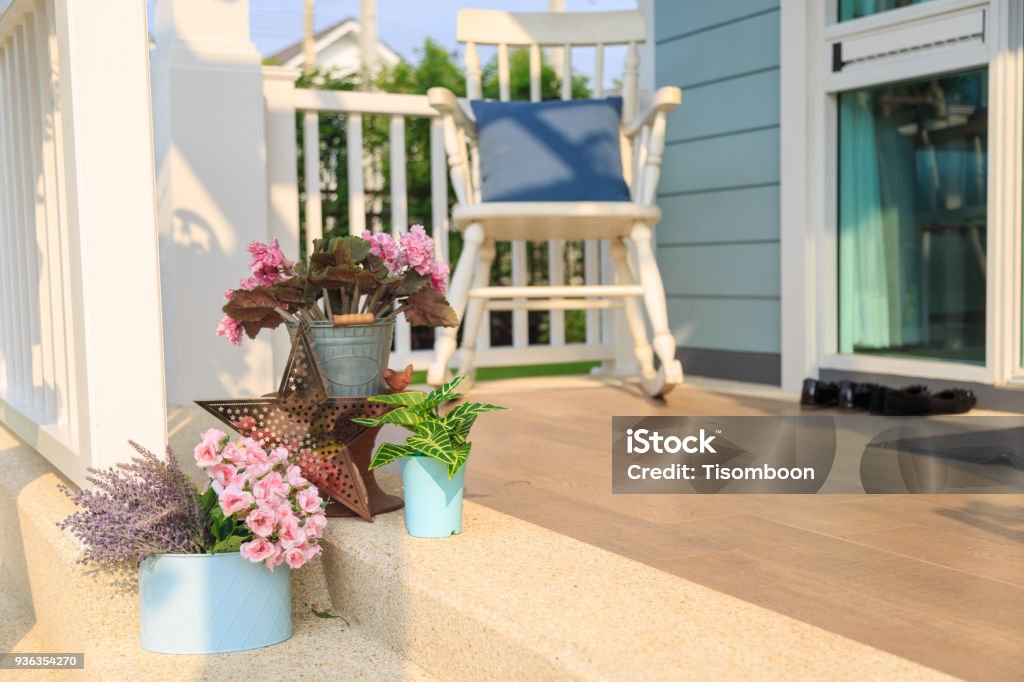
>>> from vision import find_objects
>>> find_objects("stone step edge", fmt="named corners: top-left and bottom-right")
top-left (314, 502), bottom-right (955, 681)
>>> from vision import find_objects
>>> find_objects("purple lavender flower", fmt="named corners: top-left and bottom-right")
top-left (58, 442), bottom-right (214, 565)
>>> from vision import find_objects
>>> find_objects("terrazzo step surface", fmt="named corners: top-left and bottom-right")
top-left (0, 427), bottom-right (434, 682)
top-left (4, 415), bottom-right (957, 680)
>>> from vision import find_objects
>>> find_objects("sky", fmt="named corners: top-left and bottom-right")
top-left (249, 0), bottom-right (636, 61)
top-left (146, 0), bottom-right (637, 63)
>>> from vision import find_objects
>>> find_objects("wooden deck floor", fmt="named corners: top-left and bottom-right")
top-left (459, 377), bottom-right (1024, 682)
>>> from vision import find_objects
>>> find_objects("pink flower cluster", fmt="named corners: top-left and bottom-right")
top-left (362, 225), bottom-right (449, 294)
top-left (216, 239), bottom-right (289, 346)
top-left (193, 428), bottom-right (326, 571)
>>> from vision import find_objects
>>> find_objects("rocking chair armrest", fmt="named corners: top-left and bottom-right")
top-left (623, 86), bottom-right (682, 138)
top-left (428, 87), bottom-right (477, 138)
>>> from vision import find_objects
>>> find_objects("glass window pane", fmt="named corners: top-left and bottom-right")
top-left (839, 0), bottom-right (935, 21)
top-left (838, 69), bottom-right (988, 364)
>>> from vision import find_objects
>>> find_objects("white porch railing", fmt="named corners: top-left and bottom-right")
top-left (0, 0), bottom-right (166, 485)
top-left (263, 67), bottom-right (618, 374)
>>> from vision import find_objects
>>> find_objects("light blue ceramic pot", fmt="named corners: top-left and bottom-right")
top-left (138, 552), bottom-right (291, 654)
top-left (399, 455), bottom-right (466, 538)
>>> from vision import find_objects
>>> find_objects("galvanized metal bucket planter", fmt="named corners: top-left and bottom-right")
top-left (138, 552), bottom-right (291, 654)
top-left (289, 319), bottom-right (396, 397)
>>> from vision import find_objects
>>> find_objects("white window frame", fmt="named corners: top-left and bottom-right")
top-left (780, 0), bottom-right (1024, 391)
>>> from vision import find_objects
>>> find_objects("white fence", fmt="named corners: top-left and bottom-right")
top-left (264, 68), bottom-right (618, 373)
top-left (0, 0), bottom-right (165, 485)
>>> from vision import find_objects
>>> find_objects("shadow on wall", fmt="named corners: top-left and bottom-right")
top-left (150, 7), bottom-right (284, 405)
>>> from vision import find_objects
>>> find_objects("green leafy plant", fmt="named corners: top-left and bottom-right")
top-left (352, 376), bottom-right (505, 477)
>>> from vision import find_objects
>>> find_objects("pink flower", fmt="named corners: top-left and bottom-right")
top-left (284, 465), bottom-right (307, 488)
top-left (237, 277), bottom-right (259, 291)
top-left (264, 543), bottom-right (286, 571)
top-left (429, 261), bottom-right (449, 294)
top-left (301, 542), bottom-right (322, 562)
top-left (248, 238), bottom-right (286, 286)
top-left (201, 428), bottom-right (226, 445)
top-left (224, 288), bottom-right (235, 300)
top-left (208, 463), bottom-right (238, 489)
top-left (296, 486), bottom-right (323, 514)
top-left (245, 505), bottom-right (277, 538)
top-left (239, 436), bottom-right (264, 456)
top-left (277, 515), bottom-right (307, 549)
top-left (252, 472), bottom-right (290, 506)
top-left (400, 225), bottom-right (436, 275)
top-left (303, 512), bottom-right (327, 539)
top-left (216, 315), bottom-right (243, 346)
top-left (276, 502), bottom-right (295, 522)
top-left (362, 230), bottom-right (402, 273)
top-left (283, 546), bottom-right (307, 569)
top-left (240, 537), bottom-right (275, 563)
top-left (220, 442), bottom-right (247, 466)
top-left (242, 459), bottom-right (273, 483)
top-left (193, 439), bottom-right (222, 468)
top-left (268, 446), bottom-right (290, 465)
top-left (219, 484), bottom-right (254, 516)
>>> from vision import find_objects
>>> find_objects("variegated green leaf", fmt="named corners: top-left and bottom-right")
top-left (369, 442), bottom-right (415, 470)
top-left (423, 375), bottom-right (465, 408)
top-left (353, 408), bottom-right (422, 429)
top-left (368, 391), bottom-right (426, 407)
top-left (445, 401), bottom-right (506, 441)
top-left (447, 442), bottom-right (471, 479)
top-left (406, 421), bottom-right (455, 465)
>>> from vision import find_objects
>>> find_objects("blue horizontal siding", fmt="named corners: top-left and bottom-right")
top-left (654, 0), bottom-right (781, 370)
top-left (655, 0), bottom-right (780, 43)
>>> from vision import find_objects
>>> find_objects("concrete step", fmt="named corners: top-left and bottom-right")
top-left (3, 419), bottom-right (953, 680)
top-left (0, 428), bottom-right (433, 681)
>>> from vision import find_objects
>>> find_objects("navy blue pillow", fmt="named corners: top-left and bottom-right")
top-left (470, 97), bottom-right (631, 202)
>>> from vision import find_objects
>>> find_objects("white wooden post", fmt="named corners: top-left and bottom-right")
top-left (263, 67), bottom-right (301, 380)
top-left (151, 0), bottom-right (274, 404)
top-left (53, 0), bottom-right (167, 472)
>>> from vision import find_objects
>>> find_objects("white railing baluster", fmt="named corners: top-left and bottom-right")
top-left (0, 42), bottom-right (13, 398)
top-left (34, 0), bottom-right (68, 424)
top-left (9, 29), bottom-right (34, 404)
top-left (25, 11), bottom-right (57, 419)
top-left (47, 0), bottom-right (81, 436)
top-left (497, 43), bottom-right (510, 102)
top-left (561, 44), bottom-right (572, 100)
top-left (585, 241), bottom-right (600, 343)
top-left (511, 244), bottom-right (528, 348)
top-left (302, 110), bottom-right (322, 254)
top-left (346, 112), bottom-right (365, 236)
top-left (590, 42), bottom-right (608, 343)
top-left (529, 43), bottom-right (541, 103)
top-left (389, 115), bottom-right (407, 235)
top-left (389, 116), bottom-right (411, 360)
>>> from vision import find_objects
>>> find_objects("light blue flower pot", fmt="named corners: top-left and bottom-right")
top-left (399, 455), bottom-right (466, 538)
top-left (138, 552), bottom-right (291, 654)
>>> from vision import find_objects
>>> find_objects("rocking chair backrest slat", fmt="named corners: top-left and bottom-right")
top-left (455, 8), bottom-right (645, 114)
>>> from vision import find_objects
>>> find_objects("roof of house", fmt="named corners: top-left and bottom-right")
top-left (267, 17), bottom-right (401, 67)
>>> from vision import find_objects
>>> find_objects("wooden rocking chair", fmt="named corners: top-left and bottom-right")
top-left (426, 9), bottom-right (683, 397)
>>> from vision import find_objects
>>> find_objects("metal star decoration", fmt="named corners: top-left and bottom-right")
top-left (196, 324), bottom-right (393, 521)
